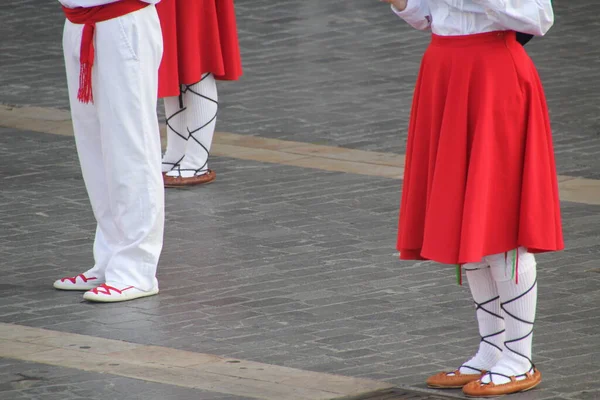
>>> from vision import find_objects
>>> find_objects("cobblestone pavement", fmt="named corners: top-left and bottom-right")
top-left (1, 1), bottom-right (600, 399)
top-left (0, 359), bottom-right (448, 400)
top-left (0, 127), bottom-right (599, 400)
top-left (0, 358), bottom-right (252, 400)
top-left (1, 1), bottom-right (600, 178)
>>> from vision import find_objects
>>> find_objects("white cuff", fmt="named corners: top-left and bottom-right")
top-left (391, 1), bottom-right (421, 18)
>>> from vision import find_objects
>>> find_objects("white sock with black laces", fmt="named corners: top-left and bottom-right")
top-left (457, 263), bottom-right (505, 375)
top-left (483, 248), bottom-right (538, 385)
top-left (170, 73), bottom-right (218, 178)
top-left (162, 95), bottom-right (189, 175)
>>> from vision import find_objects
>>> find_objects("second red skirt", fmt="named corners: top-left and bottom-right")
top-left (157, 0), bottom-right (243, 98)
top-left (397, 31), bottom-right (564, 265)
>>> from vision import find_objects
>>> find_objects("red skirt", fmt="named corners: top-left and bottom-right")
top-left (156, 0), bottom-right (243, 98)
top-left (397, 31), bottom-right (564, 265)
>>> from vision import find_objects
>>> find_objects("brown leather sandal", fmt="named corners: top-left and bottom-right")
top-left (163, 169), bottom-right (216, 188)
top-left (426, 367), bottom-right (485, 389)
top-left (462, 368), bottom-right (542, 397)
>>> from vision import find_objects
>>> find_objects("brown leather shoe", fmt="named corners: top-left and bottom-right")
top-left (163, 170), bottom-right (216, 188)
top-left (426, 370), bottom-right (485, 389)
top-left (462, 368), bottom-right (542, 397)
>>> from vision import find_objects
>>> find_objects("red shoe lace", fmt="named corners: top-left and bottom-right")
top-left (90, 284), bottom-right (134, 295)
top-left (61, 274), bottom-right (97, 284)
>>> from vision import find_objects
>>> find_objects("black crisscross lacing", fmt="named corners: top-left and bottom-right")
top-left (481, 278), bottom-right (538, 385)
top-left (477, 295), bottom-right (505, 353)
top-left (456, 295), bottom-right (505, 375)
top-left (163, 103), bottom-right (187, 173)
top-left (454, 365), bottom-right (484, 375)
top-left (163, 73), bottom-right (218, 177)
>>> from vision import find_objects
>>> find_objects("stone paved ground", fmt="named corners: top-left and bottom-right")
top-left (0, 127), bottom-right (599, 400)
top-left (1, 0), bottom-right (600, 178)
top-left (1, 1), bottom-right (600, 399)
top-left (0, 359), bottom-right (252, 400)
top-left (0, 359), bottom-right (447, 400)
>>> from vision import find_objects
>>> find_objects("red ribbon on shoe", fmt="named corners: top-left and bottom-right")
top-left (62, 0), bottom-right (148, 103)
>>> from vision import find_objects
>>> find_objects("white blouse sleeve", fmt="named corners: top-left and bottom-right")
top-left (391, 0), bottom-right (432, 31)
top-left (473, 0), bottom-right (554, 36)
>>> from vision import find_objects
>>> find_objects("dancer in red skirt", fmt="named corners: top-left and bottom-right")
top-left (156, 0), bottom-right (242, 187)
top-left (381, 0), bottom-right (563, 396)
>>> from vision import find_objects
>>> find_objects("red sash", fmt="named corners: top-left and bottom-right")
top-left (62, 0), bottom-right (148, 103)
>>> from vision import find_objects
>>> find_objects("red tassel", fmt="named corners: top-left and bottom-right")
top-left (77, 23), bottom-right (96, 104)
top-left (77, 62), bottom-right (93, 103)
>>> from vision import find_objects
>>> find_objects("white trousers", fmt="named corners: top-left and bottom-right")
top-left (62, 5), bottom-right (164, 291)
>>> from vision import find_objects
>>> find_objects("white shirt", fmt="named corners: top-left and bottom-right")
top-left (393, 0), bottom-right (553, 36)
top-left (59, 0), bottom-right (159, 8)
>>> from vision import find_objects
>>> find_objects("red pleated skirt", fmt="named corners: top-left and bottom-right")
top-left (156, 0), bottom-right (243, 98)
top-left (397, 31), bottom-right (564, 265)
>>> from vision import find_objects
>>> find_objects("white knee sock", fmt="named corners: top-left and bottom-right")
top-left (458, 263), bottom-right (504, 375)
top-left (162, 95), bottom-right (188, 174)
top-left (483, 248), bottom-right (537, 384)
top-left (169, 73), bottom-right (218, 178)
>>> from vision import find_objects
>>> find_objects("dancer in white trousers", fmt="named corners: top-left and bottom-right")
top-left (53, 0), bottom-right (165, 303)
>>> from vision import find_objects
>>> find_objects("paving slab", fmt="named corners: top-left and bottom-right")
top-left (0, 323), bottom-right (397, 400)
top-left (1, 0), bottom-right (599, 399)
top-left (1, 1), bottom-right (600, 179)
top-left (2, 104), bottom-right (600, 205)
top-left (0, 359), bottom-right (453, 400)
top-left (0, 127), bottom-right (599, 400)
top-left (0, 358), bottom-right (253, 400)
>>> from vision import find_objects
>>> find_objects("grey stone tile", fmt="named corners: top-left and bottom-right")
top-left (1, 2), bottom-right (600, 398)
top-left (0, 359), bottom-right (251, 400)
top-left (1, 1), bottom-right (600, 179)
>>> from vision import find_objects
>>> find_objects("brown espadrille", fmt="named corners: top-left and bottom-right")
top-left (462, 368), bottom-right (542, 397)
top-left (426, 369), bottom-right (485, 389)
top-left (163, 169), bottom-right (216, 188)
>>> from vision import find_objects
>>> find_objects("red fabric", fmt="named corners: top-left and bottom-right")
top-left (61, 274), bottom-right (98, 284)
top-left (91, 284), bottom-right (134, 295)
top-left (397, 31), bottom-right (564, 265)
top-left (62, 0), bottom-right (148, 103)
top-left (156, 0), bottom-right (243, 98)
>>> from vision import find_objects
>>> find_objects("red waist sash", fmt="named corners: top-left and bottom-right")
top-left (63, 0), bottom-right (148, 103)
